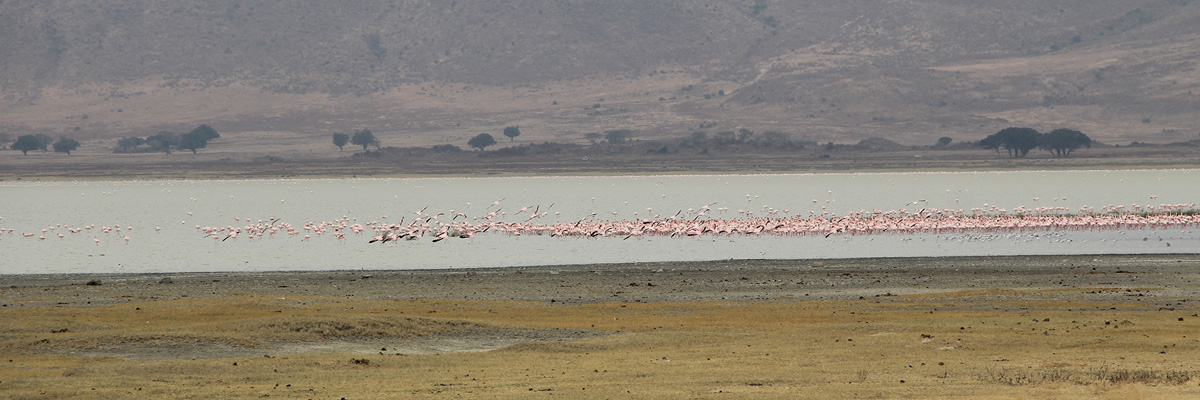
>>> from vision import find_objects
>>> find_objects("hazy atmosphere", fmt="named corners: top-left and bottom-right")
top-left (4, 2), bottom-right (1200, 399)
top-left (3, 1), bottom-right (1200, 158)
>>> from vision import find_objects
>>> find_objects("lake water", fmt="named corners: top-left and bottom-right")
top-left (2, 170), bottom-right (1198, 275)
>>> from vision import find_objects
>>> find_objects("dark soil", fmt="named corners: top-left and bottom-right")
top-left (6, 254), bottom-right (1199, 306)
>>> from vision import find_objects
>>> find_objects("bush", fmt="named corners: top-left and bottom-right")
top-left (52, 137), bottom-right (81, 155)
top-left (467, 133), bottom-right (496, 150)
top-left (431, 144), bottom-right (463, 152)
top-left (479, 145), bottom-right (529, 157)
top-left (11, 135), bottom-right (41, 155)
top-left (332, 133), bottom-right (350, 151)
top-left (604, 129), bottom-right (633, 144)
top-left (351, 129), bottom-right (380, 151)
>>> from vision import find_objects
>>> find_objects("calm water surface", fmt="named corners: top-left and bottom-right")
top-left (2, 170), bottom-right (1197, 274)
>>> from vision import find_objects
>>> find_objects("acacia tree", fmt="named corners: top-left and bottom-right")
top-left (468, 133), bottom-right (496, 150)
top-left (351, 129), bottom-right (379, 151)
top-left (52, 137), bottom-right (81, 155)
top-left (1038, 128), bottom-right (1091, 157)
top-left (11, 135), bottom-right (41, 155)
top-left (332, 132), bottom-right (350, 151)
top-left (116, 137), bottom-right (145, 152)
top-left (145, 131), bottom-right (179, 153)
top-left (1004, 128), bottom-right (1040, 158)
top-left (981, 127), bottom-right (1039, 157)
top-left (503, 126), bottom-right (521, 141)
top-left (189, 124), bottom-right (220, 140)
top-left (979, 135), bottom-right (1002, 154)
top-left (34, 134), bottom-right (53, 151)
top-left (178, 131), bottom-right (208, 154)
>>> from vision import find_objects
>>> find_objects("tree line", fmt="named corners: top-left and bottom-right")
top-left (332, 129), bottom-right (381, 151)
top-left (464, 127), bottom-right (635, 151)
top-left (8, 123), bottom-right (1099, 161)
top-left (980, 127), bottom-right (1092, 158)
top-left (465, 126), bottom-right (523, 150)
top-left (334, 126), bottom-right (522, 152)
top-left (114, 125), bottom-right (221, 154)
top-left (8, 133), bottom-right (81, 155)
top-left (332, 125), bottom-right (813, 154)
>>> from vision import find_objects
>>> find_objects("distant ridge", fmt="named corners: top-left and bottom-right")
top-left (2, 0), bottom-right (1197, 146)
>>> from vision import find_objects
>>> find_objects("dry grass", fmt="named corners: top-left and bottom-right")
top-left (3, 297), bottom-right (492, 352)
top-left (4, 291), bottom-right (1200, 399)
top-left (982, 365), bottom-right (1199, 386)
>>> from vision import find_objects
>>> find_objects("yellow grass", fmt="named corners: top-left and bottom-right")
top-left (3, 293), bottom-right (1200, 399)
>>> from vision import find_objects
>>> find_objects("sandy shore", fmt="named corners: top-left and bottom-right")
top-left (6, 254), bottom-right (1200, 306)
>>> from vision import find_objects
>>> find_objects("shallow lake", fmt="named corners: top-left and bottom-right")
top-left (2, 169), bottom-right (1198, 275)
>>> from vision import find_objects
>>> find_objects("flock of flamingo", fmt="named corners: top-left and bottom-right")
top-left (4, 198), bottom-right (1195, 245)
top-left (329, 200), bottom-right (1200, 242)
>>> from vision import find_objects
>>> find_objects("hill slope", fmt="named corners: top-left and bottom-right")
top-left (1, 0), bottom-right (1197, 147)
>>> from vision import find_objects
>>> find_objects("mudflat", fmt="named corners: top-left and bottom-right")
top-left (4, 254), bottom-right (1200, 398)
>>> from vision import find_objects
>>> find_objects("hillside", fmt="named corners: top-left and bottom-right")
top-left (1, 0), bottom-right (1198, 151)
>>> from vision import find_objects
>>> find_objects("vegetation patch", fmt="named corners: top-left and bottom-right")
top-left (982, 366), bottom-right (1198, 386)
top-left (241, 315), bottom-right (487, 341)
top-left (16, 315), bottom-right (490, 354)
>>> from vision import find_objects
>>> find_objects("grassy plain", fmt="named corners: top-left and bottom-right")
top-left (3, 256), bottom-right (1200, 399)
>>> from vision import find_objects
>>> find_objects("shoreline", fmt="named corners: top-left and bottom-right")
top-left (6, 253), bottom-right (1200, 398)
top-left (7, 253), bottom-right (1200, 305)
top-left (5, 162), bottom-right (1200, 182)
top-left (3, 165), bottom-right (1200, 183)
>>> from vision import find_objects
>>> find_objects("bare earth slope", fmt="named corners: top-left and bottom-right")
top-left (2, 0), bottom-right (1199, 151)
